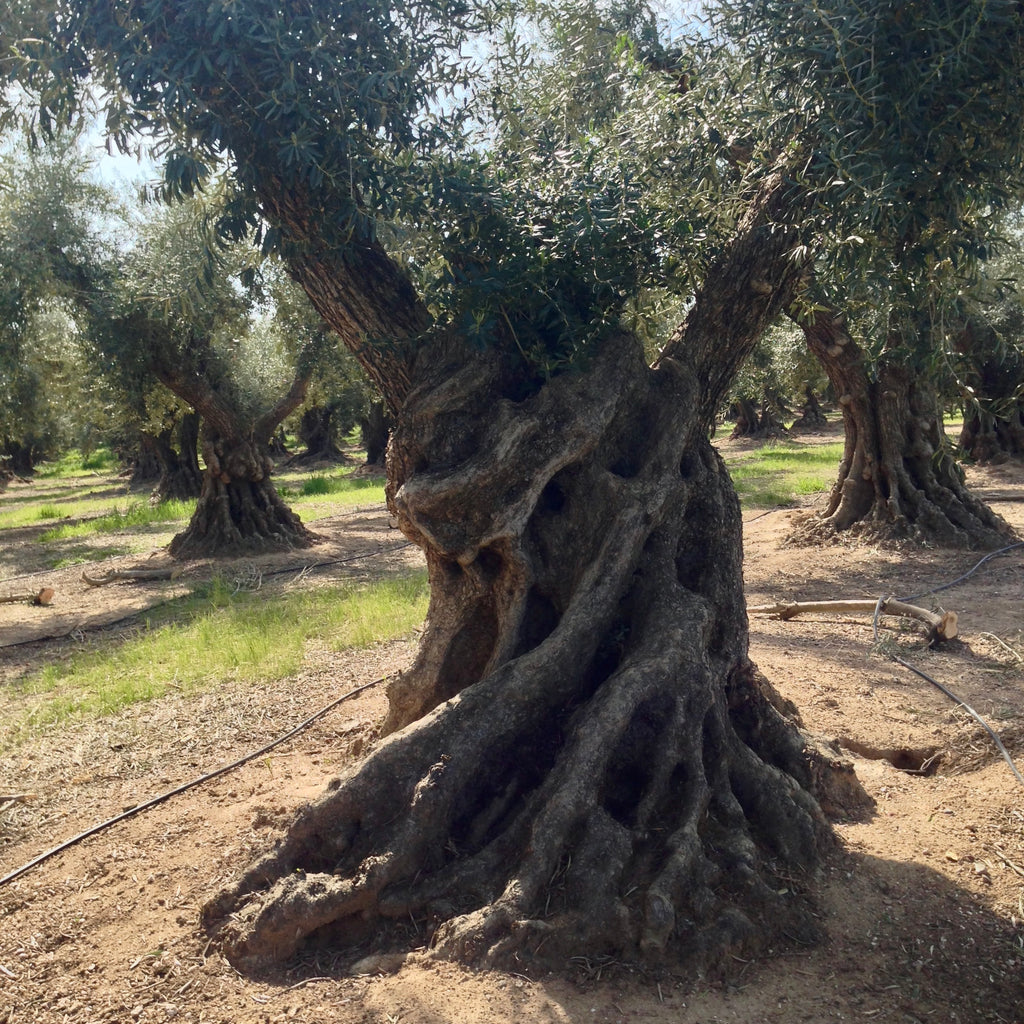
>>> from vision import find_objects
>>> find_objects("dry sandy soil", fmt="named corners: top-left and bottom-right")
top-left (1, 434), bottom-right (1022, 1024)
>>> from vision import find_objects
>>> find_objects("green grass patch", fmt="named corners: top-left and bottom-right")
top-left (36, 446), bottom-right (118, 479)
top-left (723, 441), bottom-right (842, 508)
top-left (300, 474), bottom-right (333, 496)
top-left (0, 492), bottom-right (134, 531)
top-left (4, 571), bottom-right (428, 746)
top-left (276, 471), bottom-right (386, 515)
top-left (38, 498), bottom-right (195, 542)
top-left (49, 545), bottom-right (134, 568)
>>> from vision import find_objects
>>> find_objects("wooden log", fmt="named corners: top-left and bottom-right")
top-left (747, 597), bottom-right (958, 642)
top-left (0, 588), bottom-right (54, 606)
top-left (81, 568), bottom-right (178, 587)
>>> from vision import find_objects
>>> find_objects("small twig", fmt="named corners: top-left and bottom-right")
top-left (991, 845), bottom-right (1024, 879)
top-left (978, 632), bottom-right (1024, 665)
top-left (280, 977), bottom-right (332, 994)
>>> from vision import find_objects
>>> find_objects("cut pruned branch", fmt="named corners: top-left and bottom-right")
top-left (0, 588), bottom-right (55, 606)
top-left (81, 568), bottom-right (179, 587)
top-left (0, 793), bottom-right (37, 814)
top-left (748, 597), bottom-right (958, 642)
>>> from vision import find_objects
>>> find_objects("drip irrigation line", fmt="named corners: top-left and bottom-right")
top-left (870, 585), bottom-right (1022, 787)
top-left (891, 655), bottom-right (1024, 787)
top-left (0, 674), bottom-right (389, 889)
top-left (257, 542), bottom-right (415, 582)
top-left (898, 541), bottom-right (1024, 603)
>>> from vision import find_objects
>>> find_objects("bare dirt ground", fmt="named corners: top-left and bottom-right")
top-left (1, 435), bottom-right (1022, 1024)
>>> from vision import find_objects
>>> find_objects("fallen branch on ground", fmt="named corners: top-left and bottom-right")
top-left (81, 567), bottom-right (179, 587)
top-left (748, 597), bottom-right (957, 642)
top-left (0, 794), bottom-right (37, 814)
top-left (0, 588), bottom-right (54, 606)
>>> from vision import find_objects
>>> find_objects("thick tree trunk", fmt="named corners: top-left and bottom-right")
top-left (169, 426), bottom-right (315, 559)
top-left (129, 432), bottom-right (163, 485)
top-left (790, 387), bottom-right (828, 430)
top-left (153, 363), bottom-right (314, 558)
top-left (153, 412), bottom-right (202, 502)
top-left (729, 397), bottom-right (788, 439)
top-left (200, 166), bottom-right (861, 974)
top-left (292, 404), bottom-right (345, 464)
top-left (360, 399), bottom-right (391, 466)
top-left (2, 439), bottom-right (39, 476)
top-left (798, 309), bottom-right (1014, 547)
top-left (955, 318), bottom-right (1024, 463)
top-left (960, 402), bottom-right (1024, 463)
top-left (267, 428), bottom-right (290, 460)
top-left (203, 336), bottom-right (857, 973)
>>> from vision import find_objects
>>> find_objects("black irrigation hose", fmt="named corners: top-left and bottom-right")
top-left (898, 540), bottom-right (1024, 602)
top-left (0, 674), bottom-right (389, 889)
top-left (871, 549), bottom-right (1024, 787)
top-left (892, 654), bottom-right (1024, 787)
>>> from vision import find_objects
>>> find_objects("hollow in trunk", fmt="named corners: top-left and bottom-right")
top-left (202, 335), bottom-right (863, 974)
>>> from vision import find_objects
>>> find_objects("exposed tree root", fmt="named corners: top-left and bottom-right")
top-left (169, 440), bottom-right (316, 559)
top-left (797, 312), bottom-right (1016, 550)
top-left (203, 340), bottom-right (863, 975)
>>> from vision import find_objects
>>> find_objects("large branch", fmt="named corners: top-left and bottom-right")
top-left (657, 162), bottom-right (811, 423)
top-left (153, 364), bottom-right (237, 439)
top-left (254, 367), bottom-right (313, 443)
top-left (258, 190), bottom-right (434, 410)
top-left (748, 597), bottom-right (958, 642)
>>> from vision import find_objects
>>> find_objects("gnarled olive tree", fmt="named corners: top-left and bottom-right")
top-left (95, 200), bottom-right (323, 558)
top-left (794, 303), bottom-right (1013, 547)
top-left (730, 0), bottom-right (1024, 547)
top-left (11, 0), bottom-right (1020, 975)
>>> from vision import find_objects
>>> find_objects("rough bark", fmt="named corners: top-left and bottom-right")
top-left (203, 334), bottom-right (857, 974)
top-left (360, 399), bottom-right (391, 466)
top-left (955, 319), bottom-right (1024, 464)
top-left (2, 439), bottom-right (39, 476)
top-left (150, 413), bottom-right (203, 503)
top-left (129, 432), bottom-right (164, 485)
top-left (797, 308), bottom-right (1014, 548)
top-left (153, 365), bottom-right (315, 558)
top-left (790, 387), bottom-right (828, 430)
top-left (169, 425), bottom-right (315, 559)
top-left (960, 403), bottom-right (1024, 464)
top-left (292, 404), bottom-right (345, 464)
top-left (958, 403), bottom-right (1024, 464)
top-left (200, 169), bottom-right (865, 974)
top-left (729, 397), bottom-right (789, 439)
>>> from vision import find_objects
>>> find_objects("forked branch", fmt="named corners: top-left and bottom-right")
top-left (748, 597), bottom-right (958, 642)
